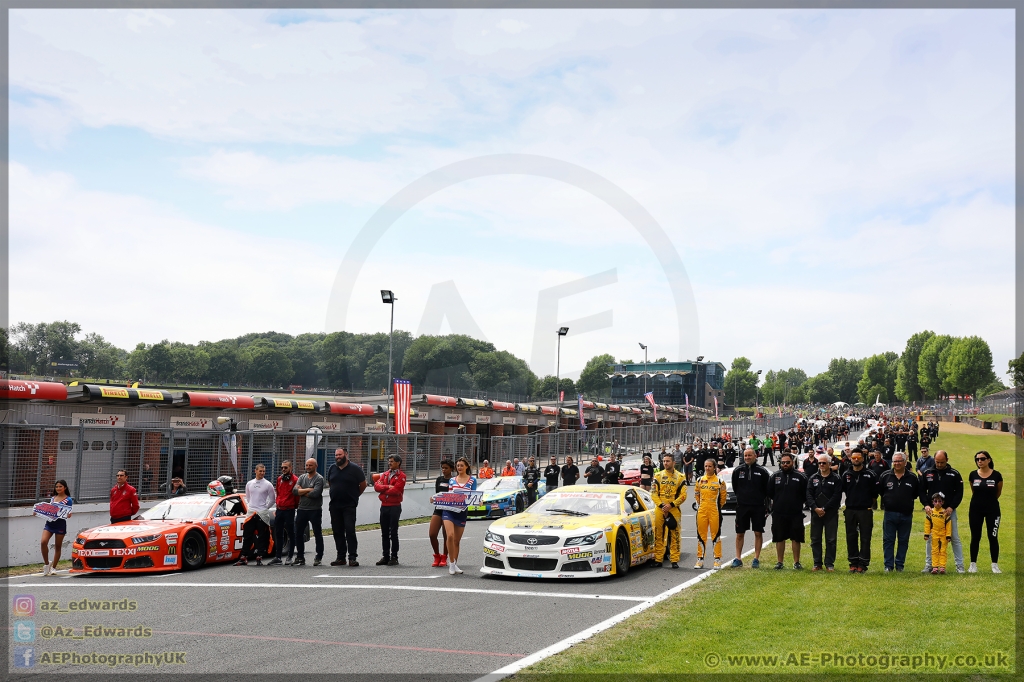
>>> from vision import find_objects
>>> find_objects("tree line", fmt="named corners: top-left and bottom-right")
top-left (723, 331), bottom-right (1006, 407)
top-left (2, 321), bottom-right (1008, 404)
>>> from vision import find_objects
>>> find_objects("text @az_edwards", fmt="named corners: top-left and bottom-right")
top-left (703, 651), bottom-right (1011, 671)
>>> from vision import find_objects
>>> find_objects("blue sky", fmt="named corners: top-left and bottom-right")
top-left (10, 8), bottom-right (1015, 380)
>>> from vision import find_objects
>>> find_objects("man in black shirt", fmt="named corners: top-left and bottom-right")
top-left (730, 448), bottom-right (770, 568)
top-left (543, 456), bottom-right (560, 491)
top-left (603, 453), bottom-right (622, 485)
top-left (585, 458), bottom-right (604, 485)
top-left (906, 429), bottom-right (918, 462)
top-left (560, 456), bottom-right (579, 486)
top-left (806, 455), bottom-right (842, 571)
top-left (326, 447), bottom-right (367, 567)
top-left (841, 450), bottom-right (878, 572)
top-left (682, 446), bottom-right (696, 486)
top-left (767, 452), bottom-right (807, 570)
top-left (879, 453), bottom-right (919, 572)
top-left (867, 449), bottom-right (889, 478)
top-left (522, 457), bottom-right (542, 505)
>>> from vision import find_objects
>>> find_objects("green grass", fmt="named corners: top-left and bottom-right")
top-left (517, 431), bottom-right (1017, 678)
top-left (975, 414), bottom-right (1016, 423)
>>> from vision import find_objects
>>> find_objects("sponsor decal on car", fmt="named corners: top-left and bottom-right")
top-left (591, 556), bottom-right (604, 564)
top-left (78, 548), bottom-right (137, 557)
top-left (218, 520), bottom-right (231, 527)
top-left (483, 547), bottom-right (500, 557)
top-left (566, 551), bottom-right (593, 560)
top-left (163, 555), bottom-right (178, 565)
top-left (167, 546), bottom-right (176, 555)
top-left (165, 533), bottom-right (178, 545)
top-left (134, 545), bottom-right (160, 552)
top-left (488, 543), bottom-right (505, 553)
top-left (560, 547), bottom-right (582, 555)
top-left (557, 574), bottom-right (574, 578)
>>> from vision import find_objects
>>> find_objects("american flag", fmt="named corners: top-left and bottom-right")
top-left (644, 391), bottom-right (656, 421)
top-left (393, 379), bottom-right (412, 435)
top-left (577, 394), bottom-right (586, 430)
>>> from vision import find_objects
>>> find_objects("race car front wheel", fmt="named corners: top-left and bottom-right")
top-left (515, 495), bottom-right (525, 513)
top-left (182, 531), bottom-right (207, 571)
top-left (614, 529), bottom-right (630, 577)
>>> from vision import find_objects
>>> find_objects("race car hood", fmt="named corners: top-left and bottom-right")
top-left (77, 520), bottom-right (190, 539)
top-left (488, 512), bottom-right (619, 533)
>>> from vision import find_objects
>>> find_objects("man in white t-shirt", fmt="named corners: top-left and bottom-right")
top-left (235, 464), bottom-right (276, 566)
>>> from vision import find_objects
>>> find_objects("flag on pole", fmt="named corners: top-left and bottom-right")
top-left (221, 432), bottom-right (238, 475)
top-left (393, 379), bottom-right (412, 435)
top-left (714, 395), bottom-right (719, 419)
top-left (684, 393), bottom-right (690, 421)
top-left (577, 394), bottom-right (586, 430)
top-left (559, 390), bottom-right (564, 402)
top-left (644, 391), bottom-right (656, 421)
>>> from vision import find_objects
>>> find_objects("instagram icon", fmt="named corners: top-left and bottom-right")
top-left (11, 595), bottom-right (35, 617)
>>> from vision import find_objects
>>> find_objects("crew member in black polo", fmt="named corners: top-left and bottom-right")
top-left (806, 455), bottom-right (842, 571)
top-left (730, 448), bottom-right (770, 568)
top-left (841, 449), bottom-right (879, 572)
top-left (767, 452), bottom-right (807, 570)
top-left (880, 453), bottom-right (920, 572)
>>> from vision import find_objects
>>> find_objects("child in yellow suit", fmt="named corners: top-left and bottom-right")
top-left (923, 492), bottom-right (952, 575)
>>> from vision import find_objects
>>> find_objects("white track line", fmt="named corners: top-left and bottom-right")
top-left (476, 519), bottom-right (811, 682)
top-left (7, 582), bottom-right (653, 602)
top-left (313, 574), bottom-right (441, 579)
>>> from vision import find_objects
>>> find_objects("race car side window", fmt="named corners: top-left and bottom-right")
top-left (637, 489), bottom-right (655, 509)
top-left (623, 490), bottom-right (643, 513)
top-left (215, 498), bottom-right (245, 517)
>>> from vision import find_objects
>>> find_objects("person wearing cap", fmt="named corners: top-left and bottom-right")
top-left (923, 491), bottom-right (952, 574)
top-left (806, 454), bottom-right (842, 571)
top-left (915, 446), bottom-right (935, 475)
top-left (918, 450), bottom-right (964, 573)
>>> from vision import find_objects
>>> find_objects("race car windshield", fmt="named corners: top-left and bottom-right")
top-left (477, 478), bottom-right (521, 491)
top-left (141, 499), bottom-right (215, 520)
top-left (529, 493), bottom-right (621, 516)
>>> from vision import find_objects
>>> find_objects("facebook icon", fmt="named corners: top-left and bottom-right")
top-left (14, 646), bottom-right (35, 668)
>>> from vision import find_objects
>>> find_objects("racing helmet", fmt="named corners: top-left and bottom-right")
top-left (217, 475), bottom-right (235, 494)
top-left (207, 480), bottom-right (227, 497)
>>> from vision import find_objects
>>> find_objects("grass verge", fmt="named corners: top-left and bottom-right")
top-left (516, 431), bottom-right (1016, 678)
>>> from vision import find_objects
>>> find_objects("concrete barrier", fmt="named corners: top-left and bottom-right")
top-left (3, 484), bottom-right (436, 568)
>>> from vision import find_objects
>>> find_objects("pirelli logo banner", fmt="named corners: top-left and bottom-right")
top-left (83, 386), bottom-right (173, 404)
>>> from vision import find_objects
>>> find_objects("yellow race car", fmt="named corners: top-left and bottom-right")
top-left (479, 484), bottom-right (656, 579)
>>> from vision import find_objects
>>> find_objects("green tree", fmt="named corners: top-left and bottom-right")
top-left (895, 331), bottom-right (935, 401)
top-left (203, 340), bottom-right (241, 386)
top-left (77, 333), bottom-right (127, 380)
top-left (147, 341), bottom-right (174, 381)
top-left (1009, 351), bottom-right (1024, 388)
top-left (242, 340), bottom-right (293, 387)
top-left (943, 336), bottom-right (996, 398)
top-left (316, 332), bottom-right (355, 390)
top-left (169, 343), bottom-right (210, 384)
top-left (577, 354), bottom-right (615, 398)
top-left (723, 357), bottom-right (758, 407)
top-left (402, 334), bottom-right (492, 389)
top-left (363, 352), bottom-right (390, 390)
top-left (857, 353), bottom-right (897, 404)
top-left (918, 334), bottom-right (954, 399)
top-left (977, 379), bottom-right (1007, 398)
top-left (11, 320), bottom-right (82, 374)
top-left (825, 357), bottom-right (864, 404)
top-left (787, 383), bottom-right (808, 404)
top-left (804, 373), bottom-right (839, 404)
top-left (126, 343), bottom-right (149, 381)
top-left (538, 375), bottom-right (575, 400)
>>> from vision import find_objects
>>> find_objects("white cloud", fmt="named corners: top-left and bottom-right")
top-left (9, 163), bottom-right (337, 348)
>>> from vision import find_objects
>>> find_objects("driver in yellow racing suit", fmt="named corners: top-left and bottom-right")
top-left (694, 458), bottom-right (728, 569)
top-left (652, 452), bottom-right (687, 568)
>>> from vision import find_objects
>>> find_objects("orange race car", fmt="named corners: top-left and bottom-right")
top-left (71, 491), bottom-right (274, 573)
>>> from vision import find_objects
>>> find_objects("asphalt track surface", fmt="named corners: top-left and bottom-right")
top-left (9, 459), bottom-right (814, 678)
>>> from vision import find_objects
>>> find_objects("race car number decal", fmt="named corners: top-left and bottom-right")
top-left (565, 551), bottom-right (593, 560)
top-left (235, 517), bottom-right (245, 550)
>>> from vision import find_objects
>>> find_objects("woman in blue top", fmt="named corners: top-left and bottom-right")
top-left (41, 479), bottom-right (73, 576)
top-left (442, 457), bottom-right (476, 575)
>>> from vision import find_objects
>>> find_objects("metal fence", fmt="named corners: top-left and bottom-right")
top-left (977, 389), bottom-right (1023, 418)
top-left (0, 424), bottom-right (482, 506)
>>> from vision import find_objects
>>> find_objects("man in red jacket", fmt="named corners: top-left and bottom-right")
top-left (109, 469), bottom-right (140, 523)
top-left (373, 455), bottom-right (406, 566)
top-left (267, 460), bottom-right (300, 566)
